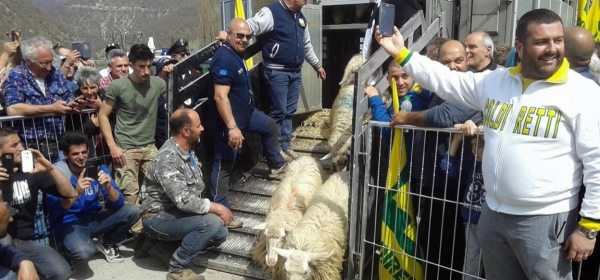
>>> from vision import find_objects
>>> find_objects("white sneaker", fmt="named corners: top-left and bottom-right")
top-left (94, 239), bottom-right (125, 263)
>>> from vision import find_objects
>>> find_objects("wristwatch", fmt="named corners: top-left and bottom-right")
top-left (578, 226), bottom-right (598, 239)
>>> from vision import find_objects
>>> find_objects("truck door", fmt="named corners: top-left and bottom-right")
top-left (298, 4), bottom-right (324, 114)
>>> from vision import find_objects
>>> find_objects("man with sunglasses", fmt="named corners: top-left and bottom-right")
top-left (217, 0), bottom-right (326, 162)
top-left (208, 19), bottom-right (286, 229)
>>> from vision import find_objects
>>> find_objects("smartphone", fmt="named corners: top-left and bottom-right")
top-left (21, 151), bottom-right (34, 173)
top-left (379, 3), bottom-right (396, 37)
top-left (10, 30), bottom-right (16, 42)
top-left (1, 153), bottom-right (14, 176)
top-left (72, 42), bottom-right (92, 60)
top-left (85, 160), bottom-right (99, 180)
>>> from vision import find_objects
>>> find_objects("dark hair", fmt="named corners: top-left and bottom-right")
top-left (0, 128), bottom-right (17, 147)
top-left (169, 111), bottom-right (193, 136)
top-left (516, 9), bottom-right (562, 44)
top-left (59, 131), bottom-right (88, 154)
top-left (128, 44), bottom-right (154, 64)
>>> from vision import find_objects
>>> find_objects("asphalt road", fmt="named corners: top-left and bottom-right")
top-left (70, 243), bottom-right (254, 280)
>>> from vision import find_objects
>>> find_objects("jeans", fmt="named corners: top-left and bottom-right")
top-left (0, 236), bottom-right (72, 280)
top-left (0, 268), bottom-right (15, 280)
top-left (142, 209), bottom-right (228, 273)
top-left (61, 204), bottom-right (140, 262)
top-left (263, 68), bottom-right (302, 151)
top-left (211, 108), bottom-right (284, 208)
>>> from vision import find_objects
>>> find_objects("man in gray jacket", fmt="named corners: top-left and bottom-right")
top-left (140, 108), bottom-right (231, 280)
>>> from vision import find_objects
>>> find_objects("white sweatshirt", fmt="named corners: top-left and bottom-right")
top-left (401, 52), bottom-right (600, 220)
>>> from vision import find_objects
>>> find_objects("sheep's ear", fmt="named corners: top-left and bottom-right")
top-left (273, 248), bottom-right (292, 259)
top-left (307, 251), bottom-right (332, 263)
top-left (283, 223), bottom-right (293, 232)
top-left (253, 223), bottom-right (266, 230)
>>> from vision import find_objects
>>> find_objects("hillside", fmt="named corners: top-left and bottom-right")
top-left (0, 0), bottom-right (73, 47)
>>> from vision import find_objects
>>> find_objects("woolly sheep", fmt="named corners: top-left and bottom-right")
top-left (273, 172), bottom-right (350, 280)
top-left (328, 54), bottom-right (366, 172)
top-left (252, 156), bottom-right (326, 269)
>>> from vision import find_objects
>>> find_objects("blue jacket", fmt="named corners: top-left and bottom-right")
top-left (0, 244), bottom-right (28, 272)
top-left (46, 162), bottom-right (125, 234)
top-left (261, 1), bottom-right (307, 70)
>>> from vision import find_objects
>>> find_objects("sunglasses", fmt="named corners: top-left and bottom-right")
top-left (230, 31), bottom-right (253, 40)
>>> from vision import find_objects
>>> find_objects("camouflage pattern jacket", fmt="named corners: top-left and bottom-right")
top-left (140, 138), bottom-right (210, 215)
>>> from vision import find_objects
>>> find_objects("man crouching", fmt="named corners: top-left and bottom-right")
top-left (140, 108), bottom-right (231, 280)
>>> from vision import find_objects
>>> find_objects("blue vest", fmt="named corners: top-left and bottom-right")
top-left (261, 1), bottom-right (306, 71)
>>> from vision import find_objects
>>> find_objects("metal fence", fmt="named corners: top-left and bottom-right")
top-left (352, 121), bottom-right (600, 280)
top-left (0, 109), bottom-right (109, 245)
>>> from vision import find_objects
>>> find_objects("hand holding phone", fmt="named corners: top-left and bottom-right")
top-left (379, 3), bottom-right (396, 37)
top-left (10, 30), bottom-right (16, 42)
top-left (85, 160), bottom-right (99, 180)
top-left (21, 151), bottom-right (34, 173)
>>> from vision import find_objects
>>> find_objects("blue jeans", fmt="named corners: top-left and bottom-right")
top-left (263, 68), bottom-right (302, 151)
top-left (60, 204), bottom-right (139, 262)
top-left (211, 108), bottom-right (284, 208)
top-left (0, 236), bottom-right (72, 280)
top-left (0, 268), bottom-right (15, 280)
top-left (142, 209), bottom-right (228, 273)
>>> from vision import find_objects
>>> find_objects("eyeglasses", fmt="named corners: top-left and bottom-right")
top-left (36, 61), bottom-right (53, 68)
top-left (229, 31), bottom-right (253, 40)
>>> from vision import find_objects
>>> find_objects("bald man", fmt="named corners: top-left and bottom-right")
top-left (465, 32), bottom-right (498, 72)
top-left (437, 40), bottom-right (468, 72)
top-left (0, 203), bottom-right (39, 280)
top-left (208, 19), bottom-right (286, 228)
top-left (565, 26), bottom-right (599, 84)
top-left (141, 108), bottom-right (230, 280)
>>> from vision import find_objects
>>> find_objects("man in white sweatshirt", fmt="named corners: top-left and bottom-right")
top-left (376, 8), bottom-right (600, 280)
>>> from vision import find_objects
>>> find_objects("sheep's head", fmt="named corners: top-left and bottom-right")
top-left (273, 248), bottom-right (332, 280)
top-left (254, 220), bottom-right (293, 267)
top-left (339, 54), bottom-right (365, 86)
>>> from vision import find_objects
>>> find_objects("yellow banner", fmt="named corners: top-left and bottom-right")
top-left (579, 0), bottom-right (600, 41)
top-left (379, 78), bottom-right (424, 280)
top-left (235, 0), bottom-right (254, 69)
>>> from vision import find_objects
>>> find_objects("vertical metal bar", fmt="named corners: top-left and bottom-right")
top-left (167, 71), bottom-right (174, 138)
top-left (358, 121), bottom-right (374, 280)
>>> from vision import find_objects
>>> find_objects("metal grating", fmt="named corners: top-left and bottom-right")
top-left (229, 192), bottom-right (270, 215)
top-left (248, 162), bottom-right (272, 178)
top-left (230, 177), bottom-right (278, 196)
top-left (212, 231), bottom-right (257, 257)
top-left (194, 250), bottom-right (265, 279)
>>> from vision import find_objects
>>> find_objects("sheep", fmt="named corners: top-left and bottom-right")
top-left (252, 156), bottom-right (326, 270)
top-left (273, 171), bottom-right (350, 280)
top-left (328, 54), bottom-right (366, 172)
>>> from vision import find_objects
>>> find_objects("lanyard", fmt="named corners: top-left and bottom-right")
top-left (223, 44), bottom-right (254, 104)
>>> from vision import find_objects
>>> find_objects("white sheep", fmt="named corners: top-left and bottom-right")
top-left (252, 156), bottom-right (326, 269)
top-left (273, 171), bottom-right (350, 280)
top-left (328, 54), bottom-right (366, 172)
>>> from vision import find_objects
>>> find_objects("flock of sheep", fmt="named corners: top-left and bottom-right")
top-left (252, 156), bottom-right (350, 280)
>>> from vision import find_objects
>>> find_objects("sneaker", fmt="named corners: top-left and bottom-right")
top-left (268, 164), bottom-right (286, 180)
top-left (283, 149), bottom-right (299, 160)
top-left (166, 269), bottom-right (205, 280)
top-left (279, 150), bottom-right (292, 163)
top-left (94, 240), bottom-right (125, 263)
top-left (227, 219), bottom-right (243, 229)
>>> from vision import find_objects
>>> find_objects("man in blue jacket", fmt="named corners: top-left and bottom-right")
top-left (47, 131), bottom-right (139, 264)
top-left (0, 203), bottom-right (39, 280)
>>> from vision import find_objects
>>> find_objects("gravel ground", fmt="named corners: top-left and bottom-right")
top-left (70, 244), bottom-right (255, 280)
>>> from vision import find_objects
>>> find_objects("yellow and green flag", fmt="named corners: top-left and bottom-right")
top-left (578, 0), bottom-right (600, 41)
top-left (379, 78), bottom-right (424, 280)
top-left (235, 0), bottom-right (254, 69)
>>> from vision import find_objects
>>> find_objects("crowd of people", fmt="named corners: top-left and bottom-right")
top-left (0, 0), bottom-right (598, 280)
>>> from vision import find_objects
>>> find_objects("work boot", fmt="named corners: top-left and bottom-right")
top-left (227, 219), bottom-right (243, 229)
top-left (166, 269), bottom-right (205, 280)
top-left (283, 149), bottom-right (299, 160)
top-left (279, 150), bottom-right (292, 163)
top-left (133, 234), bottom-right (151, 259)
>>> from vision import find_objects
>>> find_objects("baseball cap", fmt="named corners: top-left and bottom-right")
top-left (105, 43), bottom-right (122, 53)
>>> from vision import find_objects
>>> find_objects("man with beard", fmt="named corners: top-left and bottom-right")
top-left (99, 44), bottom-right (165, 239)
top-left (378, 8), bottom-right (600, 280)
top-left (208, 18), bottom-right (286, 229)
top-left (140, 108), bottom-right (230, 280)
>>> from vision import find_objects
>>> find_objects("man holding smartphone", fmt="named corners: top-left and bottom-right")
top-left (0, 128), bottom-right (81, 280)
top-left (46, 131), bottom-right (139, 265)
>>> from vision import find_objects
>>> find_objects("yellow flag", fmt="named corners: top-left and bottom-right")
top-left (235, 0), bottom-right (254, 69)
top-left (578, 0), bottom-right (600, 41)
top-left (379, 78), bottom-right (424, 280)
